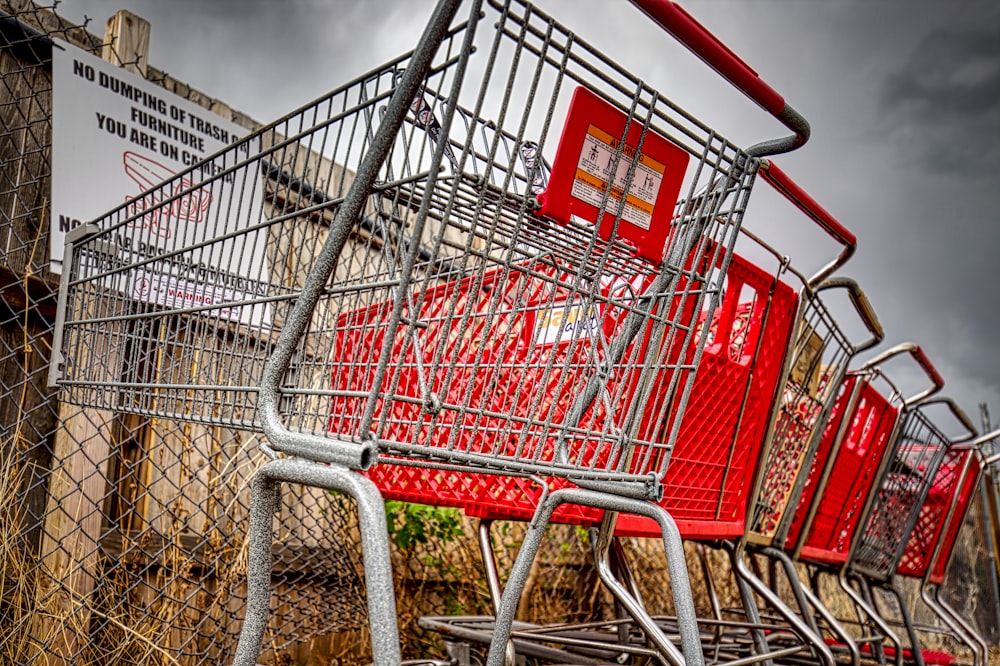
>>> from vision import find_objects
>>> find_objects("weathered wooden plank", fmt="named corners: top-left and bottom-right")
top-left (33, 402), bottom-right (116, 664)
top-left (101, 10), bottom-right (149, 76)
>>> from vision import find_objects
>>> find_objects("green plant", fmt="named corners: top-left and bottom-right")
top-left (384, 501), bottom-right (463, 551)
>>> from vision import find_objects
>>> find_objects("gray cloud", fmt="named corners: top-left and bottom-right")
top-left (881, 16), bottom-right (1000, 177)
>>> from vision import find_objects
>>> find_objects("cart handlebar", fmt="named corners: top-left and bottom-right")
top-left (861, 342), bottom-right (945, 407)
top-left (815, 277), bottom-right (884, 354)
top-left (913, 396), bottom-right (979, 443)
top-left (629, 0), bottom-right (810, 156)
top-left (972, 428), bottom-right (1000, 458)
top-left (976, 428), bottom-right (1000, 468)
top-left (757, 159), bottom-right (856, 288)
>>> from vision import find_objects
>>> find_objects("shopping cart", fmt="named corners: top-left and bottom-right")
top-left (822, 398), bottom-right (977, 666)
top-left (891, 429), bottom-right (1000, 666)
top-left (49, 1), bottom-right (819, 665)
top-left (599, 159), bottom-right (885, 666)
top-left (417, 160), bottom-right (882, 666)
top-left (691, 163), bottom-right (888, 666)
top-left (756, 344), bottom-right (944, 665)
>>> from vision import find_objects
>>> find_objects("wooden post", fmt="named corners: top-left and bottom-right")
top-left (34, 402), bottom-right (116, 663)
top-left (101, 10), bottom-right (151, 76)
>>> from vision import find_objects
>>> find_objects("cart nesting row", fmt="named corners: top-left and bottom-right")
top-left (46, 1), bottom-right (998, 665)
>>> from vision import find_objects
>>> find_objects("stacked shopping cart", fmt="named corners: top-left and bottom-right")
top-left (48, 1), bottom-right (1000, 665)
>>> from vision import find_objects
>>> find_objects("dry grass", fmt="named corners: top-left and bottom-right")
top-left (0, 455), bottom-right (179, 665)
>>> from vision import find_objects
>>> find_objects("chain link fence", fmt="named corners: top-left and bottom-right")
top-left (0, 3), bottom-right (635, 663)
top-left (1, 2), bottom-right (998, 665)
top-left (0, 3), bottom-right (369, 663)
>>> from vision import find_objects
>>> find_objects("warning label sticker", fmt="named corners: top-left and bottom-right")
top-left (571, 124), bottom-right (666, 231)
top-left (534, 299), bottom-right (601, 347)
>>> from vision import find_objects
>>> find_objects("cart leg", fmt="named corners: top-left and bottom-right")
top-left (484, 488), bottom-right (704, 666)
top-left (801, 567), bottom-right (861, 666)
top-left (231, 468), bottom-right (282, 666)
top-left (231, 458), bottom-right (401, 666)
top-left (593, 509), bottom-right (691, 666)
top-left (695, 544), bottom-right (724, 652)
top-left (797, 574), bottom-right (861, 666)
top-left (762, 547), bottom-right (820, 635)
top-left (864, 577), bottom-right (900, 666)
top-left (764, 547), bottom-right (864, 666)
top-left (922, 582), bottom-right (988, 666)
top-left (731, 543), bottom-right (836, 666)
top-left (838, 570), bottom-right (901, 666)
top-left (608, 534), bottom-right (645, 647)
top-left (476, 519), bottom-right (517, 666)
top-left (725, 543), bottom-right (774, 666)
top-left (883, 583), bottom-right (925, 666)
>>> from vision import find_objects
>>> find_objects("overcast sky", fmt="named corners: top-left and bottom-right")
top-left (60, 0), bottom-right (1000, 433)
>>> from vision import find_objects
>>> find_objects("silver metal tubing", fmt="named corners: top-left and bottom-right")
top-left (484, 488), bottom-right (704, 666)
top-left (257, 0), bottom-right (466, 468)
top-left (862, 342), bottom-right (945, 407)
top-left (477, 519), bottom-right (503, 613)
top-left (732, 543), bottom-right (836, 666)
top-left (761, 547), bottom-right (819, 635)
top-left (696, 542), bottom-right (726, 650)
top-left (882, 583), bottom-right (925, 666)
top-left (607, 533), bottom-right (647, 648)
top-left (231, 458), bottom-right (400, 666)
top-left (814, 277), bottom-right (884, 354)
top-left (921, 582), bottom-right (987, 666)
top-left (838, 570), bottom-right (902, 666)
top-left (726, 543), bottom-right (774, 666)
top-left (475, 519), bottom-right (517, 666)
top-left (798, 574), bottom-right (861, 666)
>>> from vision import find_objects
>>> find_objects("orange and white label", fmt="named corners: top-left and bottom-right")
top-left (534, 299), bottom-right (601, 347)
top-left (571, 124), bottom-right (666, 231)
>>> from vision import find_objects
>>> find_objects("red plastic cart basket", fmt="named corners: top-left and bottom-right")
top-left (782, 344), bottom-right (943, 566)
top-left (897, 447), bottom-right (981, 582)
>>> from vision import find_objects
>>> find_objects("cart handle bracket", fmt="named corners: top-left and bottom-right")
top-left (815, 277), bottom-right (884, 354)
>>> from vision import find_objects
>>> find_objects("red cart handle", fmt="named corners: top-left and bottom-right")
top-left (758, 159), bottom-right (857, 288)
top-left (629, 0), bottom-right (810, 156)
top-left (861, 342), bottom-right (944, 407)
top-left (814, 277), bottom-right (884, 354)
top-left (913, 396), bottom-right (978, 443)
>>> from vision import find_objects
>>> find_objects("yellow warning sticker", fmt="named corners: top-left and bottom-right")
top-left (571, 124), bottom-right (666, 231)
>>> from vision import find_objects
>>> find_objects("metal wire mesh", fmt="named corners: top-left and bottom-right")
top-left (748, 288), bottom-right (855, 542)
top-left (0, 4), bottom-right (369, 664)
top-left (53, 0), bottom-right (759, 498)
top-left (0, 2), bottom-right (754, 664)
top-left (850, 404), bottom-right (953, 581)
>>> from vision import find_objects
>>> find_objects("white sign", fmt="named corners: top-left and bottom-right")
top-left (51, 40), bottom-right (271, 328)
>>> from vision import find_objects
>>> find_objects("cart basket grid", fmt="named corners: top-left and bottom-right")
top-left (850, 404), bottom-right (954, 581)
top-left (53, 0), bottom-right (761, 495)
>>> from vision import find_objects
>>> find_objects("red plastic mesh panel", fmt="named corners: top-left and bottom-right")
top-left (929, 453), bottom-right (981, 584)
top-left (897, 449), bottom-right (973, 579)
top-left (792, 379), bottom-right (899, 565)
top-left (328, 255), bottom-right (685, 511)
top-left (750, 367), bottom-right (838, 538)
top-left (613, 254), bottom-right (798, 539)
top-left (782, 376), bottom-right (854, 545)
